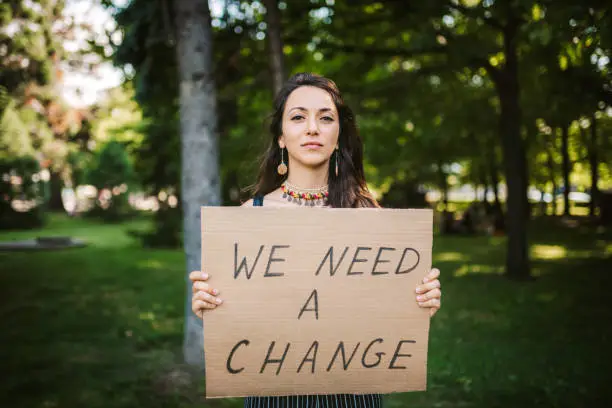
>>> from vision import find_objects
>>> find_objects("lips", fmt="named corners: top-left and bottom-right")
top-left (302, 142), bottom-right (323, 148)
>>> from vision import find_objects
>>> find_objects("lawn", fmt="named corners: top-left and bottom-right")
top-left (1, 213), bottom-right (611, 408)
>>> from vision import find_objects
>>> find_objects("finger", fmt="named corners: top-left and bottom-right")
top-left (189, 271), bottom-right (209, 281)
top-left (192, 299), bottom-right (217, 314)
top-left (192, 281), bottom-right (207, 293)
top-left (422, 268), bottom-right (440, 283)
top-left (429, 307), bottom-right (438, 317)
top-left (194, 290), bottom-right (223, 305)
top-left (417, 298), bottom-right (441, 309)
top-left (192, 281), bottom-right (219, 295)
top-left (415, 279), bottom-right (440, 294)
top-left (191, 300), bottom-right (206, 318)
top-left (416, 288), bottom-right (441, 302)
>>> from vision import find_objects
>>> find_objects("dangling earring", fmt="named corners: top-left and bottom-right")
top-left (335, 146), bottom-right (339, 177)
top-left (277, 147), bottom-right (288, 175)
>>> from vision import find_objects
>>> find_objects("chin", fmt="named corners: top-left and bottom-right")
top-left (295, 156), bottom-right (331, 168)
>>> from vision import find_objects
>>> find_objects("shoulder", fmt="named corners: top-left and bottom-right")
top-left (241, 189), bottom-right (286, 208)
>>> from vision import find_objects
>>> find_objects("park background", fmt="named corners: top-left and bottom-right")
top-left (1, 0), bottom-right (611, 407)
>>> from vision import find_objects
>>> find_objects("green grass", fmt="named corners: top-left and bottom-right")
top-left (1, 213), bottom-right (611, 408)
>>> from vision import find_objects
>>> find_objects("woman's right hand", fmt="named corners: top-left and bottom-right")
top-left (189, 270), bottom-right (223, 319)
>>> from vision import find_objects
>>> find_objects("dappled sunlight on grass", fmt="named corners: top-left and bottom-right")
top-left (138, 259), bottom-right (166, 270)
top-left (536, 292), bottom-right (557, 303)
top-left (532, 243), bottom-right (608, 263)
top-left (531, 244), bottom-right (567, 260)
top-left (139, 311), bottom-right (157, 321)
top-left (453, 264), bottom-right (504, 277)
top-left (434, 251), bottom-right (467, 262)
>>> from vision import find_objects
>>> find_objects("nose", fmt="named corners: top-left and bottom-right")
top-left (306, 116), bottom-right (319, 135)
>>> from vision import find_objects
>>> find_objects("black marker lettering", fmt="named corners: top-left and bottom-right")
top-left (347, 247), bottom-right (371, 275)
top-left (388, 340), bottom-right (415, 369)
top-left (372, 247), bottom-right (395, 275)
top-left (395, 248), bottom-right (420, 274)
top-left (260, 341), bottom-right (291, 375)
top-left (315, 246), bottom-right (349, 276)
top-left (361, 338), bottom-right (385, 368)
top-left (264, 245), bottom-right (289, 277)
top-left (297, 289), bottom-right (319, 320)
top-left (234, 243), bottom-right (265, 279)
top-left (226, 339), bottom-right (249, 374)
top-left (326, 342), bottom-right (360, 371)
top-left (297, 341), bottom-right (319, 373)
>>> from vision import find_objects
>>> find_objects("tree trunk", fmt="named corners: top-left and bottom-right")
top-left (522, 126), bottom-right (534, 220)
top-left (489, 20), bottom-right (530, 280)
top-left (48, 170), bottom-right (65, 211)
top-left (561, 125), bottom-right (571, 216)
top-left (489, 156), bottom-right (501, 212)
top-left (478, 165), bottom-right (487, 205)
top-left (589, 114), bottom-right (599, 217)
top-left (546, 145), bottom-right (557, 216)
top-left (438, 162), bottom-right (449, 209)
top-left (263, 0), bottom-right (285, 96)
top-left (174, 0), bottom-right (221, 367)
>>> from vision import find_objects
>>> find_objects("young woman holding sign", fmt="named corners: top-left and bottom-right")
top-left (190, 73), bottom-right (442, 408)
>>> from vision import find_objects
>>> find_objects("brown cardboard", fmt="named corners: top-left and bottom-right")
top-left (201, 207), bottom-right (433, 398)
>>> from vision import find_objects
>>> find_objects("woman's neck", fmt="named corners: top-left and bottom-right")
top-left (285, 161), bottom-right (329, 189)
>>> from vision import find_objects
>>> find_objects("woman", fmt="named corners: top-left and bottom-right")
top-left (189, 73), bottom-right (442, 407)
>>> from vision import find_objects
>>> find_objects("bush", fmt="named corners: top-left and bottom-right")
top-left (128, 205), bottom-right (182, 248)
top-left (85, 140), bottom-right (135, 221)
top-left (0, 156), bottom-right (47, 230)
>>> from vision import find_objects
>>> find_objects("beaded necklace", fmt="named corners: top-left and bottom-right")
top-left (281, 181), bottom-right (329, 206)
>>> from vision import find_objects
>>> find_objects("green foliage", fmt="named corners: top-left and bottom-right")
top-left (1, 0), bottom-right (110, 215)
top-left (87, 140), bottom-right (133, 189)
top-left (86, 140), bottom-right (134, 221)
top-left (104, 0), bottom-right (612, 249)
top-left (0, 97), bottom-right (34, 159)
top-left (138, 205), bottom-right (183, 248)
top-left (0, 156), bottom-right (46, 229)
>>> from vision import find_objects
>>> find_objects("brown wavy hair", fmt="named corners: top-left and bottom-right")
top-left (252, 72), bottom-right (378, 208)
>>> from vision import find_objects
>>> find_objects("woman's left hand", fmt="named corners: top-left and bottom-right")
top-left (415, 268), bottom-right (441, 317)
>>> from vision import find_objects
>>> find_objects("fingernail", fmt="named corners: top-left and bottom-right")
top-left (216, 298), bottom-right (223, 304)
top-left (417, 295), bottom-right (423, 301)
top-left (212, 289), bottom-right (218, 295)
top-left (416, 287), bottom-right (423, 293)
top-left (202, 273), bottom-right (208, 279)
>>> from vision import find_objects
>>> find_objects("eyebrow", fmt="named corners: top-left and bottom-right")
top-left (288, 107), bottom-right (335, 114)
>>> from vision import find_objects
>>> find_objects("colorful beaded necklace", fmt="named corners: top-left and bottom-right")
top-left (281, 181), bottom-right (329, 206)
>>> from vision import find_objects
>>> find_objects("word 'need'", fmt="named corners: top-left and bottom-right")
top-left (226, 338), bottom-right (416, 375)
top-left (234, 244), bottom-right (421, 279)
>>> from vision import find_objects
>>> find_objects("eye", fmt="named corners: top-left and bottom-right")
top-left (291, 115), bottom-right (305, 121)
top-left (321, 116), bottom-right (334, 122)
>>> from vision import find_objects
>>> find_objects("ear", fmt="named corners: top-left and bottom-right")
top-left (278, 136), bottom-right (285, 149)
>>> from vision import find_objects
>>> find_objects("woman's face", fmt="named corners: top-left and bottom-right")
top-left (279, 86), bottom-right (340, 170)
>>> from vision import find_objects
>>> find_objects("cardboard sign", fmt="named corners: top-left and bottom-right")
top-left (201, 207), bottom-right (433, 398)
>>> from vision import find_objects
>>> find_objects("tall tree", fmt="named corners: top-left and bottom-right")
top-left (174, 0), bottom-right (221, 366)
top-left (263, 0), bottom-right (285, 95)
top-left (588, 114), bottom-right (600, 216)
top-left (1, 0), bottom-right (98, 212)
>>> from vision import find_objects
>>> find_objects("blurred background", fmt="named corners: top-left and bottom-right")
top-left (1, 0), bottom-right (611, 407)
